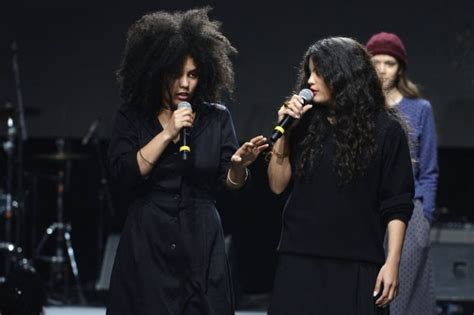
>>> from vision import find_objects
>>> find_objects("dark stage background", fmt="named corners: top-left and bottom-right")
top-left (0, 0), bottom-right (473, 146)
top-left (0, 0), bottom-right (473, 307)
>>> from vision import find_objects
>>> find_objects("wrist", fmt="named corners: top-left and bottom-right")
top-left (229, 164), bottom-right (247, 178)
top-left (161, 129), bottom-right (174, 142)
top-left (227, 167), bottom-right (248, 187)
top-left (385, 255), bottom-right (401, 266)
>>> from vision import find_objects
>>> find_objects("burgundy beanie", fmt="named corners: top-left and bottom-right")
top-left (366, 32), bottom-right (407, 67)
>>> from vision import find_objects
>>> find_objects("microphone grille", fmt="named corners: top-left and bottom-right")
top-left (299, 89), bottom-right (313, 103)
top-left (177, 101), bottom-right (192, 110)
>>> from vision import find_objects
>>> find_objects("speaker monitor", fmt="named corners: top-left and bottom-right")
top-left (430, 224), bottom-right (474, 301)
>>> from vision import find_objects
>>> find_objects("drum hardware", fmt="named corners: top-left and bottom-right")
top-left (81, 118), bottom-right (117, 283)
top-left (33, 139), bottom-right (88, 304)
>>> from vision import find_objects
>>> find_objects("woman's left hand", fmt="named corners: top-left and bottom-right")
top-left (374, 261), bottom-right (400, 308)
top-left (231, 135), bottom-right (269, 167)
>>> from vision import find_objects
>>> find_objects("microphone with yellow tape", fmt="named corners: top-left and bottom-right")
top-left (177, 101), bottom-right (192, 161)
top-left (269, 88), bottom-right (313, 144)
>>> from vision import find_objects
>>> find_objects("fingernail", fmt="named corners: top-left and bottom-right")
top-left (373, 291), bottom-right (378, 297)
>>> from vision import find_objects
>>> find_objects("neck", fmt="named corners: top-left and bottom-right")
top-left (383, 87), bottom-right (403, 107)
top-left (158, 106), bottom-right (172, 120)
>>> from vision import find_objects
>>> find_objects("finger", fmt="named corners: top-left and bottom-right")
top-left (287, 99), bottom-right (303, 113)
top-left (376, 282), bottom-right (391, 305)
top-left (179, 120), bottom-right (193, 128)
top-left (243, 142), bottom-right (255, 149)
top-left (177, 113), bottom-right (194, 123)
top-left (249, 135), bottom-right (265, 144)
top-left (281, 107), bottom-right (300, 119)
top-left (387, 283), bottom-right (397, 303)
top-left (231, 154), bottom-right (242, 163)
top-left (253, 137), bottom-right (268, 146)
top-left (302, 104), bottom-right (313, 114)
top-left (256, 143), bottom-right (270, 153)
top-left (176, 107), bottom-right (192, 114)
top-left (278, 105), bottom-right (298, 120)
top-left (290, 94), bottom-right (304, 105)
top-left (373, 277), bottom-right (382, 304)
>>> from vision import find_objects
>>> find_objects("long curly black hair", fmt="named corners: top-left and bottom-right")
top-left (117, 7), bottom-right (237, 114)
top-left (290, 37), bottom-right (388, 185)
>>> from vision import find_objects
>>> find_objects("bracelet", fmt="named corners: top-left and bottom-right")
top-left (227, 168), bottom-right (249, 186)
top-left (271, 149), bottom-right (288, 159)
top-left (138, 149), bottom-right (154, 166)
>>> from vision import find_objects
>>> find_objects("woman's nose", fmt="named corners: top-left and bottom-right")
top-left (179, 75), bottom-right (189, 87)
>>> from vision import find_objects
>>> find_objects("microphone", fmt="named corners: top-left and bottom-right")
top-left (269, 88), bottom-right (313, 144)
top-left (177, 101), bottom-right (192, 160)
top-left (81, 118), bottom-right (100, 146)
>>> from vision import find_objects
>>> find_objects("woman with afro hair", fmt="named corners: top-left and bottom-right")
top-left (267, 37), bottom-right (414, 314)
top-left (106, 8), bottom-right (267, 315)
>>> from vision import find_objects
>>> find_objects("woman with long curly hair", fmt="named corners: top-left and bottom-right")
top-left (367, 31), bottom-right (438, 315)
top-left (267, 37), bottom-right (414, 314)
top-left (106, 8), bottom-right (267, 315)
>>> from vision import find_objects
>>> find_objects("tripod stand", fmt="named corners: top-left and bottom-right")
top-left (34, 140), bottom-right (87, 304)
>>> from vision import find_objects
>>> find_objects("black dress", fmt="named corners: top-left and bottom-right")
top-left (106, 102), bottom-right (239, 315)
top-left (268, 112), bottom-right (415, 315)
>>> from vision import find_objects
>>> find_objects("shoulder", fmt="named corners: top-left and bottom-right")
top-left (205, 102), bottom-right (230, 112)
top-left (113, 103), bottom-right (146, 127)
top-left (376, 110), bottom-right (404, 134)
top-left (401, 97), bottom-right (433, 113)
top-left (201, 102), bottom-right (232, 120)
top-left (375, 110), bottom-right (407, 145)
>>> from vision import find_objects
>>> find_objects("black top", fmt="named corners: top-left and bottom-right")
top-left (278, 112), bottom-right (414, 265)
top-left (107, 101), bottom-right (242, 200)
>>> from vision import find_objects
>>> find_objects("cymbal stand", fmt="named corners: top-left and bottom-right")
top-left (90, 132), bottom-right (116, 281)
top-left (34, 139), bottom-right (86, 304)
top-left (2, 117), bottom-right (16, 275)
top-left (12, 41), bottom-right (27, 249)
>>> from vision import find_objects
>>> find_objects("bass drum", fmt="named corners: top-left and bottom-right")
top-left (0, 243), bottom-right (45, 315)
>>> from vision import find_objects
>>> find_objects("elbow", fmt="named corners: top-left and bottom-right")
top-left (269, 182), bottom-right (286, 195)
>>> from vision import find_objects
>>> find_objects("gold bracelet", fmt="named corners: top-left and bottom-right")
top-left (227, 168), bottom-right (248, 186)
top-left (138, 149), bottom-right (154, 166)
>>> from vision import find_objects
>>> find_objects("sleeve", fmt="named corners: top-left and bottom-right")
top-left (379, 121), bottom-right (415, 225)
top-left (417, 101), bottom-right (439, 223)
top-left (107, 108), bottom-right (147, 190)
top-left (218, 106), bottom-right (251, 190)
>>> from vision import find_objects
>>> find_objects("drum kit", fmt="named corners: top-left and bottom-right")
top-left (0, 43), bottom-right (109, 308)
top-left (0, 102), bottom-right (93, 305)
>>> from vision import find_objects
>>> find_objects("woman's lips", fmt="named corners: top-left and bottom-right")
top-left (177, 93), bottom-right (189, 101)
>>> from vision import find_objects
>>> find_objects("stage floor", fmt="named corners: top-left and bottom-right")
top-left (44, 307), bottom-right (266, 315)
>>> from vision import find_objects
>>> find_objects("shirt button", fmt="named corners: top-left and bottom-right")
top-left (170, 243), bottom-right (176, 250)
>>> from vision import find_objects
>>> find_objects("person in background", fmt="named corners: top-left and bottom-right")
top-left (367, 31), bottom-right (438, 315)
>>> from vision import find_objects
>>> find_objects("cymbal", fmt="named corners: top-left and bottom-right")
top-left (0, 102), bottom-right (42, 119)
top-left (33, 152), bottom-right (90, 161)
